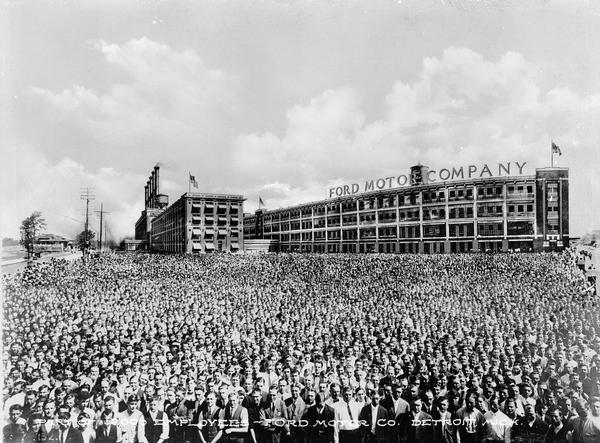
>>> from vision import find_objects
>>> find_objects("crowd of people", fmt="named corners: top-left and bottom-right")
top-left (2, 250), bottom-right (600, 443)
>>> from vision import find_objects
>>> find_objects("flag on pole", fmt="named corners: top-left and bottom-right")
top-left (551, 142), bottom-right (562, 156)
top-left (258, 197), bottom-right (265, 208)
top-left (189, 173), bottom-right (198, 188)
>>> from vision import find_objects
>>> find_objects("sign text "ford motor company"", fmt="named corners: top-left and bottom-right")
top-left (328, 162), bottom-right (527, 198)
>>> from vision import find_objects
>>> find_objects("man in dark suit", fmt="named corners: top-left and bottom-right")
top-left (95, 410), bottom-right (120, 443)
top-left (190, 387), bottom-right (208, 443)
top-left (144, 396), bottom-right (169, 443)
top-left (397, 398), bottom-right (433, 443)
top-left (284, 384), bottom-right (306, 443)
top-left (49, 407), bottom-right (84, 443)
top-left (512, 403), bottom-right (549, 442)
top-left (358, 390), bottom-right (389, 443)
top-left (381, 384), bottom-right (409, 443)
top-left (431, 396), bottom-right (455, 443)
top-left (3, 404), bottom-right (27, 443)
top-left (23, 413), bottom-right (47, 443)
top-left (302, 393), bottom-right (336, 443)
top-left (259, 386), bottom-right (289, 443)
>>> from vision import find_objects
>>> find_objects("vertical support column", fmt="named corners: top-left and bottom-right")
top-left (418, 190), bottom-right (424, 253)
top-left (444, 185), bottom-right (450, 253)
top-left (502, 182), bottom-right (509, 252)
top-left (472, 184), bottom-right (479, 253)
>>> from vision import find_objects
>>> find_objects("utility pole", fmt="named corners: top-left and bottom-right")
top-left (95, 204), bottom-right (111, 252)
top-left (80, 188), bottom-right (95, 255)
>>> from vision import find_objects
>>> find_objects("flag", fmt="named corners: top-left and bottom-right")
top-left (552, 142), bottom-right (562, 156)
top-left (259, 197), bottom-right (265, 208)
top-left (189, 173), bottom-right (198, 188)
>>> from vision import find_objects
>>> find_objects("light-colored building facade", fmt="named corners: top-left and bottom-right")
top-left (244, 165), bottom-right (569, 254)
top-left (151, 193), bottom-right (244, 253)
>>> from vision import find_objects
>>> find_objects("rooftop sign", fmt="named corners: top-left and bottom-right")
top-left (328, 161), bottom-right (528, 198)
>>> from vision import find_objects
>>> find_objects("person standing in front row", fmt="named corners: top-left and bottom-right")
top-left (302, 393), bottom-right (336, 443)
top-left (217, 392), bottom-right (249, 443)
top-left (358, 390), bottom-right (389, 443)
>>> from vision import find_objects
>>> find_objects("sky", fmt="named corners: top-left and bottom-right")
top-left (1, 0), bottom-right (599, 241)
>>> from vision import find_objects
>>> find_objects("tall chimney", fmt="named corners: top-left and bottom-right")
top-left (149, 174), bottom-right (154, 208)
top-left (145, 183), bottom-right (149, 207)
top-left (154, 165), bottom-right (160, 195)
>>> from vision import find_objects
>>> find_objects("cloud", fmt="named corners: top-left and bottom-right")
top-left (233, 47), bottom-right (600, 234)
top-left (30, 37), bottom-right (240, 180)
top-left (0, 141), bottom-right (151, 241)
top-left (7, 44), bottom-right (599, 239)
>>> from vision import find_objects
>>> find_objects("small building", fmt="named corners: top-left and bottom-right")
top-left (122, 239), bottom-right (146, 252)
top-left (35, 234), bottom-right (72, 251)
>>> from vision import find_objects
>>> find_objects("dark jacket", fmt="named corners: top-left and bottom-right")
top-left (397, 411), bottom-right (433, 443)
top-left (358, 404), bottom-right (389, 443)
top-left (47, 427), bottom-right (84, 443)
top-left (302, 405), bottom-right (336, 443)
top-left (94, 424), bottom-right (119, 443)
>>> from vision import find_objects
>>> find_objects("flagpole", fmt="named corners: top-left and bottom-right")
top-left (188, 171), bottom-right (191, 194)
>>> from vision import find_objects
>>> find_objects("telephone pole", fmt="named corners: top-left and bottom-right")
top-left (95, 204), bottom-right (111, 251)
top-left (80, 188), bottom-right (95, 253)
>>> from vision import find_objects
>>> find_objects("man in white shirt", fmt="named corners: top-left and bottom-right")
top-left (482, 398), bottom-right (511, 443)
top-left (334, 386), bottom-right (361, 443)
top-left (325, 384), bottom-right (341, 408)
top-left (77, 412), bottom-right (96, 443)
top-left (119, 395), bottom-right (147, 443)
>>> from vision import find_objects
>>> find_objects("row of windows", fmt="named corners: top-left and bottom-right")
top-left (254, 221), bottom-right (534, 241)
top-left (260, 199), bottom-right (543, 225)
top-left (261, 183), bottom-right (539, 221)
top-left (258, 203), bottom-right (540, 231)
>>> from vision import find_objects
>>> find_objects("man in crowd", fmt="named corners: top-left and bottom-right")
top-left (358, 390), bottom-right (388, 443)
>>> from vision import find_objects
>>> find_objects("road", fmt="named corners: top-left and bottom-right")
top-left (1, 252), bottom-right (82, 275)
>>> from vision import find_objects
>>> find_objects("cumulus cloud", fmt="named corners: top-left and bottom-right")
top-left (233, 47), bottom-right (600, 234)
top-left (0, 141), bottom-right (154, 241)
top-left (4, 37), bottom-right (240, 240)
top-left (30, 37), bottom-right (240, 179)
top-left (7, 44), bottom-right (599, 239)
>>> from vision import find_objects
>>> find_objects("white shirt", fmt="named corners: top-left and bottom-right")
top-left (80, 427), bottom-right (96, 443)
top-left (334, 400), bottom-right (361, 431)
top-left (484, 410), bottom-right (511, 443)
top-left (371, 405), bottom-right (378, 434)
top-left (119, 409), bottom-right (147, 443)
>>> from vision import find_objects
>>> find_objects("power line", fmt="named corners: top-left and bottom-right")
top-left (95, 203), bottom-right (111, 252)
top-left (39, 208), bottom-right (84, 225)
top-left (80, 188), bottom-right (95, 254)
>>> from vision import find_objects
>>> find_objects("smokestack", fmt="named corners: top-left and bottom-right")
top-left (145, 183), bottom-right (149, 207)
top-left (149, 174), bottom-right (154, 208)
top-left (152, 170), bottom-right (157, 205)
top-left (154, 165), bottom-right (160, 195)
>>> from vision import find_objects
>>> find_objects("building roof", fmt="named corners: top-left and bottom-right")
top-left (36, 233), bottom-right (71, 242)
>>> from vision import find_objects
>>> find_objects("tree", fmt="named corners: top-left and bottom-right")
top-left (75, 229), bottom-right (96, 251)
top-left (20, 212), bottom-right (46, 255)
